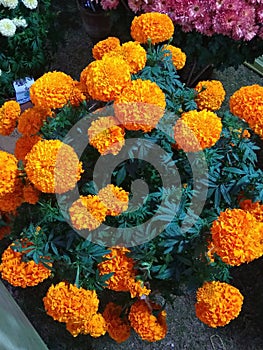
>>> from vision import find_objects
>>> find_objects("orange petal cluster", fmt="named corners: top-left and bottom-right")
top-left (15, 134), bottom-right (42, 161)
top-left (128, 300), bottom-right (167, 342)
top-left (195, 281), bottom-right (244, 328)
top-left (239, 199), bottom-right (263, 222)
top-left (131, 12), bottom-right (174, 44)
top-left (0, 178), bottom-right (24, 213)
top-left (163, 44), bottom-right (186, 70)
top-left (114, 79), bottom-right (166, 132)
top-left (98, 184), bottom-right (129, 216)
top-left (119, 41), bottom-right (147, 74)
top-left (0, 100), bottom-right (21, 135)
top-left (174, 109), bottom-right (222, 152)
top-left (195, 80), bottom-right (226, 111)
top-left (92, 37), bottom-right (121, 60)
top-left (17, 106), bottom-right (53, 136)
top-left (25, 139), bottom-right (83, 194)
top-left (23, 182), bottom-right (40, 204)
top-left (0, 151), bottom-right (18, 197)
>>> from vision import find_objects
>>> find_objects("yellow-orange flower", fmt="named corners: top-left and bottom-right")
top-left (0, 151), bottom-right (18, 197)
top-left (92, 36), bottom-right (121, 60)
top-left (43, 281), bottom-right (99, 323)
top-left (103, 302), bottom-right (131, 343)
top-left (69, 81), bottom-right (87, 107)
top-left (195, 281), bottom-right (244, 328)
top-left (131, 12), bottom-right (174, 44)
top-left (30, 71), bottom-right (76, 109)
top-left (98, 184), bottom-right (129, 216)
top-left (88, 116), bottom-right (125, 155)
top-left (23, 182), bottom-right (40, 204)
top-left (15, 134), bottom-right (42, 162)
top-left (195, 80), bottom-right (226, 111)
top-left (25, 139), bottom-right (83, 194)
top-left (211, 208), bottom-right (263, 266)
top-left (0, 243), bottom-right (52, 288)
top-left (128, 300), bottom-right (167, 342)
top-left (66, 313), bottom-right (107, 338)
top-left (229, 84), bottom-right (263, 138)
top-left (120, 41), bottom-right (147, 74)
top-left (163, 44), bottom-right (186, 70)
top-left (239, 199), bottom-right (263, 222)
top-left (17, 105), bottom-right (53, 136)
top-left (69, 195), bottom-right (107, 231)
top-left (174, 109), bottom-right (222, 152)
top-left (0, 100), bottom-right (21, 135)
top-left (85, 55), bottom-right (131, 102)
top-left (114, 79), bottom-right (166, 132)
top-left (0, 178), bottom-right (24, 213)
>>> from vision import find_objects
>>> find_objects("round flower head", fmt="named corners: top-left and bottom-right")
top-left (0, 178), bottom-right (24, 213)
top-left (163, 44), bottom-right (187, 70)
top-left (15, 134), bottom-right (42, 162)
top-left (21, 0), bottom-right (38, 10)
top-left (211, 208), bottom-right (263, 266)
top-left (0, 100), bottom-right (21, 135)
top-left (0, 0), bottom-right (18, 10)
top-left (0, 242), bottom-right (52, 288)
top-left (25, 139), bottom-right (83, 194)
top-left (43, 281), bottom-right (99, 323)
top-left (30, 71), bottom-right (76, 109)
top-left (17, 105), bottom-right (53, 136)
top-left (120, 41), bottom-right (147, 74)
top-left (88, 116), bottom-right (125, 155)
top-left (128, 300), bottom-right (167, 342)
top-left (0, 19), bottom-right (16, 37)
top-left (69, 195), bottom-right (107, 231)
top-left (0, 151), bottom-right (18, 197)
top-left (103, 302), bottom-right (131, 343)
top-left (131, 12), bottom-right (174, 44)
top-left (229, 84), bottom-right (263, 138)
top-left (195, 281), bottom-right (244, 328)
top-left (114, 79), bottom-right (166, 132)
top-left (174, 109), bottom-right (222, 152)
top-left (92, 37), bottom-right (121, 60)
top-left (240, 199), bottom-right (263, 222)
top-left (98, 184), bottom-right (129, 216)
top-left (66, 313), bottom-right (107, 338)
top-left (195, 80), bottom-right (226, 111)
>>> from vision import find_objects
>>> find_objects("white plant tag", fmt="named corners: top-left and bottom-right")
top-left (13, 77), bottom-right (34, 104)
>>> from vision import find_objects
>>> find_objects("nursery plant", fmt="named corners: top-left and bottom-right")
top-left (1, 11), bottom-right (263, 344)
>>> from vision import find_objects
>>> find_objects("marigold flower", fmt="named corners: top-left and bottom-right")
top-left (69, 81), bottom-right (87, 107)
top-left (131, 12), bottom-right (174, 44)
top-left (0, 243), bottom-right (52, 288)
top-left (128, 300), bottom-right (167, 342)
top-left (85, 55), bottom-right (131, 102)
top-left (241, 129), bottom-right (251, 138)
top-left (195, 80), bottom-right (226, 111)
top-left (88, 116), bottom-right (125, 155)
top-left (15, 134), bottom-right (42, 161)
top-left (114, 79), bottom-right (166, 132)
top-left (25, 139), bottom-right (83, 194)
top-left (229, 84), bottom-right (263, 138)
top-left (103, 302), bottom-right (131, 343)
top-left (0, 100), bottom-right (21, 135)
top-left (69, 195), bottom-right (107, 231)
top-left (43, 282), bottom-right (99, 323)
top-left (92, 37), bottom-right (121, 60)
top-left (66, 313), bottom-right (107, 338)
top-left (30, 71), bottom-right (76, 109)
top-left (23, 182), bottom-right (40, 204)
top-left (211, 208), bottom-right (263, 266)
top-left (163, 44), bottom-right (186, 70)
top-left (120, 41), bottom-right (147, 74)
top-left (0, 151), bottom-right (18, 197)
top-left (239, 199), bottom-right (263, 222)
top-left (0, 178), bottom-right (24, 213)
top-left (195, 281), bottom-right (244, 328)
top-left (174, 109), bottom-right (222, 152)
top-left (98, 184), bottom-right (129, 216)
top-left (17, 105), bottom-right (53, 136)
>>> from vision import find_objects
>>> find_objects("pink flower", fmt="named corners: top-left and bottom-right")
top-left (101, 0), bottom-right (120, 10)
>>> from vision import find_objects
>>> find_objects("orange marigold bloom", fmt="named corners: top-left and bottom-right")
top-left (43, 281), bottom-right (99, 323)
top-left (128, 300), bottom-right (167, 342)
top-left (66, 313), bottom-right (107, 338)
top-left (69, 81), bottom-right (87, 107)
top-left (0, 100), bottom-right (21, 135)
top-left (25, 139), bottom-right (83, 194)
top-left (17, 105), bottom-right (53, 136)
top-left (174, 109), bottom-right (222, 152)
top-left (0, 178), bottom-right (24, 213)
top-left (69, 195), bottom-right (107, 231)
top-left (92, 36), bottom-right (121, 60)
top-left (229, 84), bottom-right (263, 138)
top-left (30, 71), bottom-right (76, 109)
top-left (103, 302), bottom-right (131, 343)
top-left (131, 12), bottom-right (174, 44)
top-left (98, 184), bottom-right (129, 216)
top-left (85, 55), bottom-right (131, 102)
top-left (239, 199), bottom-right (263, 222)
top-left (98, 247), bottom-right (151, 298)
top-left (15, 134), bottom-right (42, 161)
top-left (120, 41), bottom-right (147, 74)
top-left (211, 208), bottom-right (263, 266)
top-left (195, 80), bottom-right (226, 111)
top-left (195, 281), bottom-right (244, 328)
top-left (0, 151), bottom-right (18, 197)
top-left (88, 116), bottom-right (125, 155)
top-left (163, 44), bottom-right (186, 70)
top-left (114, 79), bottom-right (166, 132)
top-left (0, 243), bottom-right (52, 288)
top-left (23, 182), bottom-right (40, 204)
